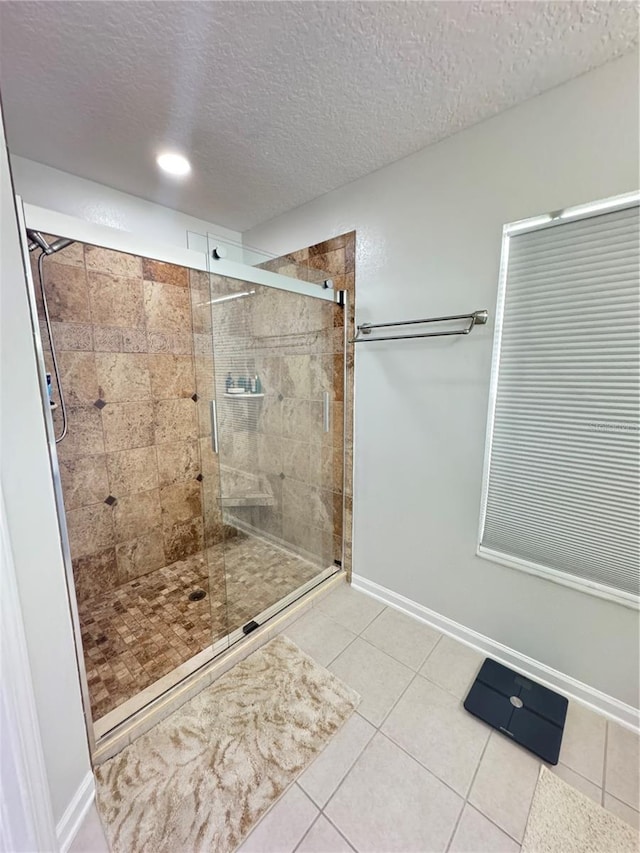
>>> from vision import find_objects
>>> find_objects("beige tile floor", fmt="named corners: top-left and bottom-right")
top-left (71, 584), bottom-right (640, 853)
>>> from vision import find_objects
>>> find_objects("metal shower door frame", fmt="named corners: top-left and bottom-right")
top-left (205, 274), bottom-right (349, 645)
top-left (15, 197), bottom-right (98, 758)
top-left (22, 203), bottom-right (339, 303)
top-left (17, 199), bottom-right (343, 757)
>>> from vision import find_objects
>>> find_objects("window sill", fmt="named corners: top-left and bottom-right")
top-left (476, 545), bottom-right (639, 610)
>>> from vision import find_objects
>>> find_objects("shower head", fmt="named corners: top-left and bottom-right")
top-left (27, 230), bottom-right (75, 255)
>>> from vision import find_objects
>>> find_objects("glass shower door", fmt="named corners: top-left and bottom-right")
top-left (206, 274), bottom-right (343, 635)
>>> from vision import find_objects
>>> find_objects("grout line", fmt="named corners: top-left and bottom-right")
top-left (463, 733), bottom-right (525, 846)
top-left (244, 781), bottom-right (313, 850)
top-left (297, 710), bottom-right (375, 812)
top-left (464, 802), bottom-right (524, 848)
top-left (444, 801), bottom-right (465, 852)
top-left (326, 631), bottom-right (418, 733)
top-left (415, 633), bottom-right (443, 672)
top-left (375, 727), bottom-right (468, 804)
top-left (518, 782), bottom-right (538, 844)
top-left (324, 632), bottom-right (359, 668)
top-left (359, 604), bottom-right (386, 633)
top-left (414, 667), bottom-right (477, 704)
top-left (291, 810), bottom-right (322, 853)
top-left (422, 631), bottom-right (444, 664)
top-left (464, 729), bottom-right (491, 803)
top-left (360, 616), bottom-right (444, 674)
top-left (320, 810), bottom-right (358, 852)
top-left (313, 591), bottom-right (383, 660)
top-left (355, 606), bottom-right (386, 635)
top-left (552, 759), bottom-right (605, 797)
top-left (553, 760), bottom-right (603, 794)
top-left (314, 759), bottom-right (354, 831)
top-left (376, 668), bottom-right (418, 732)
top-left (462, 728), bottom-right (492, 802)
top-left (310, 683), bottom-right (395, 822)
top-left (295, 782), bottom-right (322, 814)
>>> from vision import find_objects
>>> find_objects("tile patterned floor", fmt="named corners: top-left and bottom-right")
top-left (81, 535), bottom-right (322, 720)
top-left (73, 585), bottom-right (640, 853)
top-left (223, 535), bottom-right (322, 631)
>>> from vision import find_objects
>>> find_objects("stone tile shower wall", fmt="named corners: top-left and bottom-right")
top-left (256, 231), bottom-right (355, 576)
top-left (31, 244), bottom-right (222, 604)
top-left (291, 232), bottom-right (355, 577)
top-left (33, 234), bottom-right (354, 612)
top-left (227, 286), bottom-right (340, 567)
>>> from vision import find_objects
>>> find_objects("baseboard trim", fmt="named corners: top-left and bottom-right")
top-left (56, 771), bottom-right (95, 853)
top-left (351, 573), bottom-right (640, 733)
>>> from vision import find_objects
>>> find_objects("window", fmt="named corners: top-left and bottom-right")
top-left (479, 193), bottom-right (639, 608)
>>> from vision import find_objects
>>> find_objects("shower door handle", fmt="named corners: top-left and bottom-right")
top-left (210, 400), bottom-right (219, 453)
top-left (322, 392), bottom-right (331, 433)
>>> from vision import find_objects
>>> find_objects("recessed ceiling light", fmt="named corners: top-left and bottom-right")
top-left (156, 152), bottom-right (191, 177)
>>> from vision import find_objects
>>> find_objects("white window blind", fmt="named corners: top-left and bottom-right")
top-left (479, 198), bottom-right (639, 607)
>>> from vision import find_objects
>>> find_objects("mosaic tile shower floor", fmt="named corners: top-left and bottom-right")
top-left (80, 534), bottom-right (323, 721)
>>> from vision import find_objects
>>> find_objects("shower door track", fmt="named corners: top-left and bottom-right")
top-left (17, 199), bottom-right (346, 760)
top-left (22, 203), bottom-right (339, 303)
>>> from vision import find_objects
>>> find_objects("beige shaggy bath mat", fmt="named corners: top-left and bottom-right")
top-left (522, 766), bottom-right (639, 853)
top-left (96, 635), bottom-right (359, 853)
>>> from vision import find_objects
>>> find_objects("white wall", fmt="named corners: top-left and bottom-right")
top-left (1, 120), bottom-right (92, 825)
top-left (10, 155), bottom-right (244, 260)
top-left (245, 52), bottom-right (640, 708)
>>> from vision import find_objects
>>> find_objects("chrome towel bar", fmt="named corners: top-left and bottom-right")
top-left (351, 309), bottom-right (488, 343)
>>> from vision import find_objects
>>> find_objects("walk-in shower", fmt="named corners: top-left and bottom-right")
top-left (21, 211), bottom-right (352, 754)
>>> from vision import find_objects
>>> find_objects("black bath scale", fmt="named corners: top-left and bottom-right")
top-left (464, 659), bottom-right (568, 764)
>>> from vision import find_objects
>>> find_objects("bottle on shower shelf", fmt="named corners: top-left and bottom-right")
top-left (225, 372), bottom-right (234, 391)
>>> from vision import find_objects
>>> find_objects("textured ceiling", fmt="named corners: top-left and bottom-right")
top-left (0, 1), bottom-right (637, 230)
